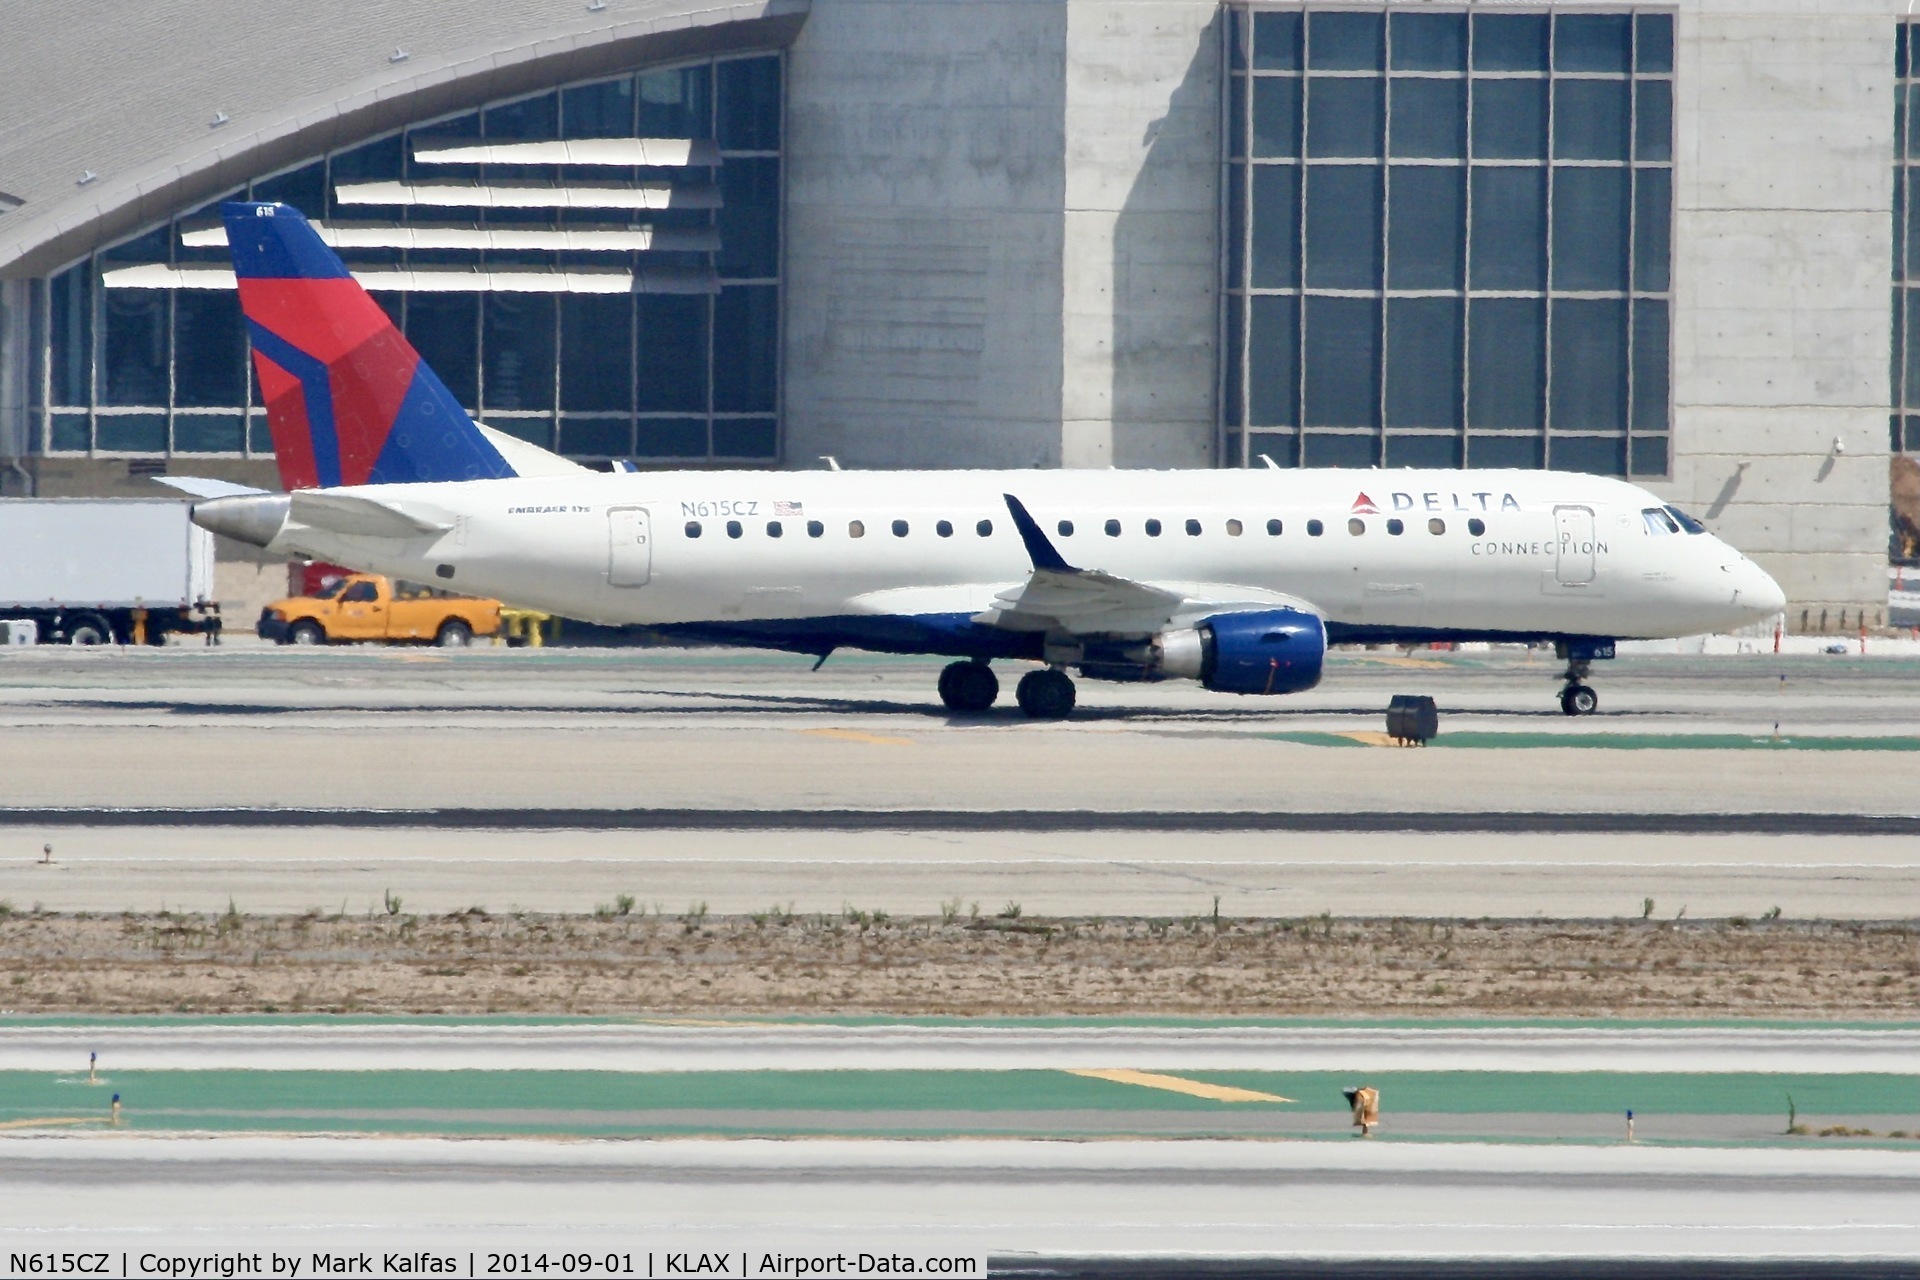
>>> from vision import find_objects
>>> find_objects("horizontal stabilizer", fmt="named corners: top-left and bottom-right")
top-left (150, 476), bottom-right (269, 500)
top-left (290, 490), bottom-right (455, 539)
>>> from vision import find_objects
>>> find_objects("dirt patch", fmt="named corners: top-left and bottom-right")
top-left (0, 909), bottom-right (1914, 1018)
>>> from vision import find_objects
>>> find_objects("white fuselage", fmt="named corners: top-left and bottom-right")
top-left (258, 468), bottom-right (1786, 651)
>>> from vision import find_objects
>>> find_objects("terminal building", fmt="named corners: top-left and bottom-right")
top-left (0, 1), bottom-right (1905, 631)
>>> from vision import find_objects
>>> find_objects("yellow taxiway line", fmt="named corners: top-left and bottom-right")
top-left (801, 728), bottom-right (916, 746)
top-left (1066, 1068), bottom-right (1293, 1103)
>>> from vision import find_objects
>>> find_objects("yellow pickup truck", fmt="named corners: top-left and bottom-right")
top-left (258, 573), bottom-right (502, 647)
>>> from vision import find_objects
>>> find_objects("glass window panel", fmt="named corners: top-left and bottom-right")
top-left (1907, 92), bottom-right (1920, 166)
top-left (1636, 79), bottom-right (1673, 163)
top-left (405, 294), bottom-right (480, 411)
top-left (635, 294), bottom-right (707, 413)
top-left (1250, 164), bottom-right (1299, 288)
top-left (485, 92), bottom-right (559, 141)
top-left (1230, 9), bottom-right (1249, 70)
top-left (1472, 14), bottom-right (1549, 73)
top-left (1636, 14), bottom-right (1675, 75)
top-left (1907, 415), bottom-right (1920, 451)
top-left (248, 412), bottom-right (272, 454)
top-left (1227, 164), bottom-right (1246, 289)
top-left (1470, 79), bottom-right (1548, 159)
top-left (1225, 298), bottom-right (1245, 427)
top-left (1390, 12), bottom-right (1466, 72)
top-left (719, 157), bottom-right (780, 279)
top-left (1253, 11), bottom-right (1302, 72)
top-left (1901, 292), bottom-right (1912, 411)
top-left (1248, 294), bottom-right (1298, 427)
top-left (483, 294), bottom-right (556, 412)
top-left (173, 413), bottom-right (245, 453)
top-left (1549, 298), bottom-right (1628, 431)
top-left (1303, 296), bottom-right (1381, 428)
top-left (1306, 78), bottom-right (1382, 158)
top-left (1555, 13), bottom-right (1633, 75)
top-left (1554, 80), bottom-right (1630, 161)
top-left (1468, 298), bottom-right (1545, 429)
top-left (1903, 291), bottom-right (1920, 418)
top-left (48, 264), bottom-right (91, 406)
top-left (1901, 22), bottom-right (1911, 79)
top-left (1304, 165), bottom-right (1382, 289)
top-left (490, 417), bottom-right (554, 450)
top-left (101, 226), bottom-right (167, 264)
top-left (1384, 433), bottom-right (1461, 467)
top-left (637, 66), bottom-right (712, 139)
top-left (1470, 433), bottom-right (1543, 468)
top-left (1387, 166), bottom-right (1464, 289)
top-left (1307, 11), bottom-right (1383, 71)
top-left (1899, 170), bottom-right (1909, 283)
top-left (1551, 166), bottom-right (1630, 292)
top-left (329, 134), bottom-right (403, 209)
top-left (635, 416), bottom-right (708, 457)
top-left (172, 290), bottom-right (246, 408)
top-left (1550, 434), bottom-right (1625, 476)
top-left (101, 290), bottom-right (168, 406)
top-left (1389, 79), bottom-right (1465, 159)
top-left (560, 295), bottom-right (633, 414)
top-left (250, 161), bottom-right (326, 219)
top-left (1632, 299), bottom-right (1670, 432)
top-left (1252, 77), bottom-right (1300, 157)
top-left (1469, 167), bottom-right (1546, 290)
top-left (1634, 167), bottom-right (1672, 292)
top-left (558, 417), bottom-right (632, 457)
top-left (1246, 430), bottom-right (1296, 466)
top-left (1229, 75), bottom-right (1247, 159)
top-left (1303, 432), bottom-right (1377, 467)
top-left (50, 412), bottom-right (90, 451)
top-left (95, 412), bottom-right (166, 452)
top-left (713, 284), bottom-right (777, 413)
top-left (1629, 434), bottom-right (1669, 478)
top-left (717, 56), bottom-right (781, 151)
top-left (713, 417), bottom-right (777, 458)
top-left (562, 79), bottom-right (635, 138)
top-left (1385, 297), bottom-right (1463, 429)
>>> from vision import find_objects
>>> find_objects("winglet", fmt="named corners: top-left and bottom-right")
top-left (1003, 493), bottom-right (1077, 573)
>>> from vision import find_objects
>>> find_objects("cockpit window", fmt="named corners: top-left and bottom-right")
top-left (1665, 505), bottom-right (1708, 534)
top-left (1642, 507), bottom-right (1681, 535)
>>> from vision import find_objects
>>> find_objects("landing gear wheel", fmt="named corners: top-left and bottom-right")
top-left (63, 613), bottom-right (113, 646)
top-left (1560, 683), bottom-right (1598, 716)
top-left (937, 660), bottom-right (999, 713)
top-left (435, 619), bottom-right (474, 648)
top-left (288, 620), bottom-right (326, 646)
top-left (1015, 668), bottom-right (1076, 720)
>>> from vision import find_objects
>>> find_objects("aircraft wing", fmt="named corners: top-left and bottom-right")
top-left (975, 494), bottom-right (1321, 636)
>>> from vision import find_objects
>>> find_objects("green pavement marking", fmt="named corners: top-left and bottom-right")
top-left (1261, 731), bottom-right (1920, 751)
top-left (0, 1071), bottom-right (1910, 1138)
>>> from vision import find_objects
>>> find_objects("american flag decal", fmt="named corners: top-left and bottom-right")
top-left (774, 500), bottom-right (804, 518)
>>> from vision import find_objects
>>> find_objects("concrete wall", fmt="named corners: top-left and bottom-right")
top-left (1662, 2), bottom-right (1896, 630)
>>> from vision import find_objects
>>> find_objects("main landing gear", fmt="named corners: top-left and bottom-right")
top-left (1558, 659), bottom-right (1599, 717)
top-left (1015, 668), bottom-right (1076, 720)
top-left (937, 659), bottom-right (1000, 713)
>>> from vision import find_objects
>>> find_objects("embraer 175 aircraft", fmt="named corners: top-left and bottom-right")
top-left (185, 202), bottom-right (1786, 719)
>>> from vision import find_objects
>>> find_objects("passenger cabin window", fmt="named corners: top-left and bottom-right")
top-left (976, 519), bottom-right (993, 537)
top-left (1185, 519), bottom-right (1202, 536)
top-left (767, 520), bottom-right (783, 538)
top-left (1104, 519), bottom-right (1122, 537)
top-left (1428, 518), bottom-right (1445, 535)
top-left (807, 520), bottom-right (824, 538)
top-left (726, 520), bottom-right (743, 539)
top-left (891, 519), bottom-right (909, 537)
top-left (1226, 519), bottom-right (1243, 536)
top-left (1348, 518), bottom-right (1365, 536)
top-left (1386, 518), bottom-right (1404, 535)
top-left (1306, 519), bottom-right (1323, 537)
top-left (1665, 505), bottom-right (1707, 534)
top-left (936, 520), bottom-right (953, 537)
top-left (848, 520), bottom-right (865, 538)
top-left (1145, 519), bottom-right (1162, 537)
top-left (685, 520), bottom-right (703, 539)
top-left (1468, 518), bottom-right (1486, 536)
top-left (1057, 520), bottom-right (1075, 536)
top-left (1266, 518), bottom-right (1282, 536)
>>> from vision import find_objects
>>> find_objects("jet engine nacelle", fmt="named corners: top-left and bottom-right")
top-left (1154, 607), bottom-right (1326, 695)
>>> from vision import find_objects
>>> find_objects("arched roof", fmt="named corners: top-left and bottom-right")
top-left (0, 0), bottom-right (805, 278)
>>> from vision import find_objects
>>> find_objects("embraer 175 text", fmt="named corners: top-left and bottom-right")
top-left (184, 203), bottom-right (1785, 719)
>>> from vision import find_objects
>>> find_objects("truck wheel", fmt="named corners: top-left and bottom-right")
top-left (288, 620), bottom-right (326, 646)
top-left (65, 613), bottom-right (113, 646)
top-left (434, 619), bottom-right (473, 648)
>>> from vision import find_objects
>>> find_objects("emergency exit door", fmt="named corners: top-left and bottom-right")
top-left (606, 507), bottom-right (651, 587)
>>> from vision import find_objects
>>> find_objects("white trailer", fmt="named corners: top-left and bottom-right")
top-left (0, 499), bottom-right (220, 644)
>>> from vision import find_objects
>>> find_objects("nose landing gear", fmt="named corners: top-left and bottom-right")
top-left (1558, 659), bottom-right (1598, 716)
top-left (937, 659), bottom-right (1000, 713)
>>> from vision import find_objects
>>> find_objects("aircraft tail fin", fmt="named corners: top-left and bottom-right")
top-left (221, 201), bottom-right (516, 490)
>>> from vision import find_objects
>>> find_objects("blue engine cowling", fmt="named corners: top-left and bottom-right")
top-left (1176, 607), bottom-right (1326, 695)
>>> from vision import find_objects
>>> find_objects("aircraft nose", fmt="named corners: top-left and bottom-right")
top-left (1735, 558), bottom-right (1786, 620)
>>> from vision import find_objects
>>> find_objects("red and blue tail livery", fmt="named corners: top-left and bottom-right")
top-left (222, 201), bottom-right (513, 490)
